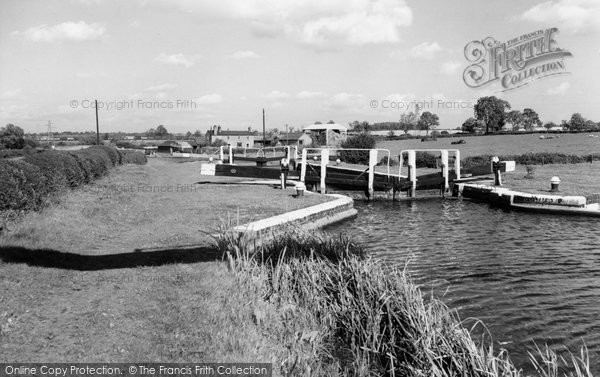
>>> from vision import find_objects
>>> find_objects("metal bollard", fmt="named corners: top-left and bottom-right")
top-left (550, 176), bottom-right (560, 192)
top-left (280, 158), bottom-right (290, 189)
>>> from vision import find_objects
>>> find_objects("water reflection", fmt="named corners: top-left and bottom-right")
top-left (326, 198), bottom-right (600, 373)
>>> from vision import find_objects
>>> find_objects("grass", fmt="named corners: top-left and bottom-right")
top-left (0, 158), bottom-right (334, 365)
top-left (216, 228), bottom-right (594, 377)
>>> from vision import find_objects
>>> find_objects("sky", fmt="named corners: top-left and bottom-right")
top-left (1, 0), bottom-right (599, 134)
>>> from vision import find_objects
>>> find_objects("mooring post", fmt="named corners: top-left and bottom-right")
top-left (219, 146), bottom-right (224, 162)
top-left (292, 146), bottom-right (298, 161)
top-left (441, 149), bottom-right (449, 196)
top-left (285, 145), bottom-right (291, 159)
top-left (368, 149), bottom-right (378, 200)
top-left (280, 158), bottom-right (289, 189)
top-left (454, 150), bottom-right (461, 180)
top-left (300, 148), bottom-right (307, 183)
top-left (408, 150), bottom-right (416, 197)
top-left (320, 149), bottom-right (329, 194)
top-left (491, 156), bottom-right (502, 186)
top-left (229, 146), bottom-right (233, 164)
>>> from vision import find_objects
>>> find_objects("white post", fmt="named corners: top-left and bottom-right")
top-left (219, 146), bottom-right (224, 161)
top-left (441, 149), bottom-right (449, 194)
top-left (300, 148), bottom-right (307, 182)
top-left (398, 153), bottom-right (404, 177)
top-left (320, 149), bottom-right (329, 194)
top-left (229, 145), bottom-right (233, 164)
top-left (408, 150), bottom-right (416, 197)
top-left (454, 150), bottom-right (461, 180)
top-left (244, 147), bottom-right (247, 158)
top-left (286, 145), bottom-right (291, 159)
top-left (368, 149), bottom-right (378, 200)
top-left (292, 146), bottom-right (298, 161)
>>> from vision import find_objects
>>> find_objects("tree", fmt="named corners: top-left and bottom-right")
top-left (461, 117), bottom-right (483, 133)
top-left (349, 121), bottom-right (370, 133)
top-left (521, 108), bottom-right (542, 131)
top-left (505, 110), bottom-right (523, 131)
top-left (567, 113), bottom-right (586, 131)
top-left (327, 120), bottom-right (335, 124)
top-left (146, 128), bottom-right (156, 137)
top-left (155, 125), bottom-right (169, 137)
top-left (0, 124), bottom-right (25, 149)
top-left (193, 129), bottom-right (203, 137)
top-left (543, 122), bottom-right (557, 131)
top-left (185, 131), bottom-right (192, 139)
top-left (387, 130), bottom-right (395, 139)
top-left (417, 111), bottom-right (439, 136)
top-left (474, 96), bottom-right (511, 134)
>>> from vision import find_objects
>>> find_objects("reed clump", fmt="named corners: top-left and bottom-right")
top-left (214, 227), bottom-right (593, 377)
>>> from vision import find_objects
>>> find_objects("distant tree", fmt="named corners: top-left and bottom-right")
top-left (185, 131), bottom-right (192, 139)
top-left (314, 121), bottom-right (322, 125)
top-left (339, 133), bottom-right (377, 164)
top-left (418, 111), bottom-right (439, 136)
top-left (474, 96), bottom-right (511, 134)
top-left (0, 124), bottom-right (25, 149)
top-left (506, 110), bottom-right (523, 131)
top-left (567, 113), bottom-right (586, 131)
top-left (461, 117), bottom-right (483, 133)
top-left (155, 125), bottom-right (169, 137)
top-left (399, 111), bottom-right (418, 133)
top-left (349, 121), bottom-right (370, 133)
top-left (193, 129), bottom-right (203, 137)
top-left (146, 128), bottom-right (156, 137)
top-left (521, 108), bottom-right (542, 131)
top-left (327, 120), bottom-right (335, 124)
top-left (543, 122), bottom-right (557, 131)
top-left (387, 130), bottom-right (395, 139)
top-left (103, 133), bottom-right (110, 140)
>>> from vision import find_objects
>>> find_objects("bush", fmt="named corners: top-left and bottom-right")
top-left (339, 133), bottom-right (376, 164)
top-left (118, 150), bottom-right (147, 165)
top-left (23, 150), bottom-right (85, 189)
top-left (0, 159), bottom-right (49, 211)
top-left (89, 145), bottom-right (120, 166)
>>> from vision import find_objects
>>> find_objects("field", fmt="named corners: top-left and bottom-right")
top-left (0, 158), bottom-right (332, 362)
top-left (378, 132), bottom-right (600, 158)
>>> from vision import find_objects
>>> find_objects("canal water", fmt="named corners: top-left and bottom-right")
top-left (325, 198), bottom-right (600, 373)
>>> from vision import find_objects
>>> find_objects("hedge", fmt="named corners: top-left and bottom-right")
top-left (0, 146), bottom-right (146, 211)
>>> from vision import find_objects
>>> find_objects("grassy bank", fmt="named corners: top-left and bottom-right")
top-left (0, 158), bottom-right (334, 364)
top-left (217, 229), bottom-right (593, 376)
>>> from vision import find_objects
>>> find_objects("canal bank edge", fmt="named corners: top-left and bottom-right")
top-left (231, 193), bottom-right (357, 238)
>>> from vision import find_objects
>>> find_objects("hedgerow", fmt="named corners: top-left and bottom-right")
top-left (0, 146), bottom-right (146, 211)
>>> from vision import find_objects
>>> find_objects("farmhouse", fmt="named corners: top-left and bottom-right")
top-left (206, 125), bottom-right (255, 147)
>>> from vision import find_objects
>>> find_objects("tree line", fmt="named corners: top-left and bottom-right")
top-left (462, 96), bottom-right (599, 134)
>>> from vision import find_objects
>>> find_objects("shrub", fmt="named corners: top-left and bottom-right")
top-left (23, 150), bottom-right (85, 189)
top-left (0, 159), bottom-right (49, 211)
top-left (118, 150), bottom-right (147, 165)
top-left (89, 145), bottom-right (120, 166)
top-left (339, 133), bottom-right (376, 164)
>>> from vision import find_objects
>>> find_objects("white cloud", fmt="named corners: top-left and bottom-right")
top-left (547, 81), bottom-right (570, 95)
top-left (144, 83), bottom-right (178, 92)
top-left (0, 89), bottom-right (22, 99)
top-left (197, 93), bottom-right (223, 104)
top-left (231, 50), bottom-right (260, 59)
top-left (409, 42), bottom-right (442, 59)
top-left (296, 90), bottom-right (326, 99)
top-left (324, 92), bottom-right (366, 109)
top-left (153, 0), bottom-right (412, 47)
top-left (154, 53), bottom-right (200, 68)
top-left (440, 61), bottom-right (462, 75)
top-left (521, 0), bottom-right (600, 34)
top-left (262, 90), bottom-right (290, 99)
top-left (12, 21), bottom-right (106, 42)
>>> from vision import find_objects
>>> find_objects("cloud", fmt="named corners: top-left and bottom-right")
top-left (296, 90), bottom-right (326, 99)
top-left (154, 53), bottom-right (200, 68)
top-left (547, 81), bottom-right (570, 95)
top-left (440, 61), bottom-right (462, 75)
top-left (521, 0), bottom-right (600, 34)
top-left (144, 83), bottom-right (178, 92)
top-left (197, 93), bottom-right (222, 104)
top-left (324, 92), bottom-right (366, 109)
top-left (0, 89), bottom-right (22, 100)
top-left (12, 21), bottom-right (106, 42)
top-left (231, 50), bottom-right (260, 59)
top-left (262, 90), bottom-right (290, 99)
top-left (152, 0), bottom-right (412, 47)
top-left (409, 42), bottom-right (442, 59)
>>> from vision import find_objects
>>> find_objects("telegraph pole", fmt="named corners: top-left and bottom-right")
top-left (262, 108), bottom-right (266, 147)
top-left (95, 99), bottom-right (100, 145)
